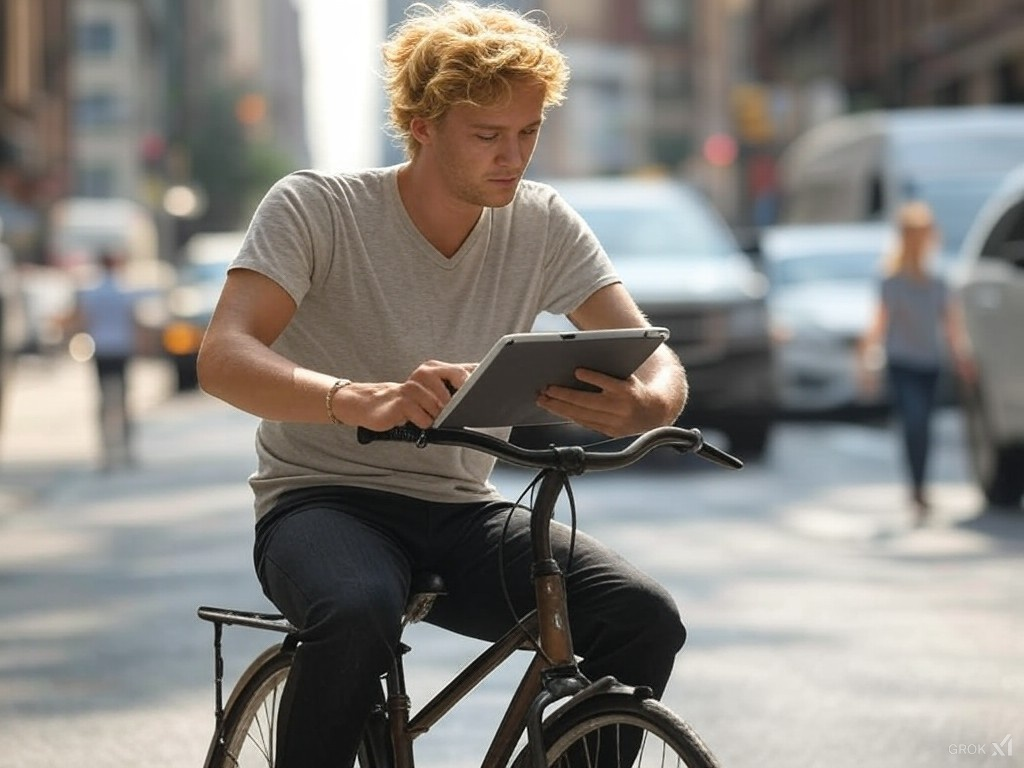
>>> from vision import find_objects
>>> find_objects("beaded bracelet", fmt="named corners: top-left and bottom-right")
top-left (326, 378), bottom-right (352, 425)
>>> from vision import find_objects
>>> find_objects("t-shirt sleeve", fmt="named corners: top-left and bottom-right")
top-left (230, 171), bottom-right (336, 306)
top-left (537, 189), bottom-right (620, 316)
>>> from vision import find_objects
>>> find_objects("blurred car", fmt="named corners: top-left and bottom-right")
top-left (16, 264), bottom-right (77, 356)
top-left (953, 163), bottom-right (1024, 508)
top-left (162, 231), bottom-right (245, 391)
top-left (777, 106), bottom-right (1024, 274)
top-left (0, 232), bottom-right (28, 426)
top-left (758, 223), bottom-right (893, 416)
top-left (514, 176), bottom-right (777, 460)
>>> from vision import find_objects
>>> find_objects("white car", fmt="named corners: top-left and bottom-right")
top-left (954, 164), bottom-right (1024, 508)
top-left (759, 223), bottom-right (893, 415)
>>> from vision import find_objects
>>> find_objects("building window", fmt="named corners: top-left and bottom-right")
top-left (75, 165), bottom-right (116, 197)
top-left (77, 21), bottom-right (116, 56)
top-left (75, 92), bottom-right (122, 128)
top-left (642, 0), bottom-right (688, 35)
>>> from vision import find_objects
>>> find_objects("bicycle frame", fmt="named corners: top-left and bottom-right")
top-left (199, 426), bottom-right (741, 768)
top-left (383, 467), bottom-right (589, 768)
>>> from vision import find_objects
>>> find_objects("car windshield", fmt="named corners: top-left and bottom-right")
top-left (768, 250), bottom-right (880, 287)
top-left (572, 199), bottom-right (736, 258)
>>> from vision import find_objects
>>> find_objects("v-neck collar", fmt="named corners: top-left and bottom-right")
top-left (386, 167), bottom-right (490, 269)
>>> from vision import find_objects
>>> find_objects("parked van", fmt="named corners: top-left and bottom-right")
top-left (777, 106), bottom-right (1024, 270)
top-left (47, 197), bottom-right (167, 283)
top-left (953, 162), bottom-right (1024, 508)
top-left (42, 195), bottom-right (172, 358)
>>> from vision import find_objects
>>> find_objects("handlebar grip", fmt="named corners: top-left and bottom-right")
top-left (356, 424), bottom-right (427, 445)
top-left (696, 442), bottom-right (744, 470)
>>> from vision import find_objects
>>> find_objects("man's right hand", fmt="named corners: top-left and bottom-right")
top-left (342, 360), bottom-right (476, 430)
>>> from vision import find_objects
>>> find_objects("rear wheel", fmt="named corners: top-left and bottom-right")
top-left (203, 646), bottom-right (391, 768)
top-left (204, 646), bottom-right (289, 768)
top-left (516, 691), bottom-right (720, 768)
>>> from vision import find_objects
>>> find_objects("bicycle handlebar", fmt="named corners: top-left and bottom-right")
top-left (356, 424), bottom-right (743, 475)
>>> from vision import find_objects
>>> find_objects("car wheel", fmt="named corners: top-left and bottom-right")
top-left (174, 357), bottom-right (200, 392)
top-left (963, 381), bottom-right (1024, 509)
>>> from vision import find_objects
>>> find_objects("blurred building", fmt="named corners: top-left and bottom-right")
top-left (0, 0), bottom-right (72, 263)
top-left (71, 0), bottom-right (310, 256)
top-left (219, 0), bottom-right (310, 171)
top-left (753, 0), bottom-right (1024, 141)
top-left (71, 0), bottom-right (164, 200)
top-left (739, 0), bottom-right (1024, 226)
top-left (380, 0), bottom-right (744, 198)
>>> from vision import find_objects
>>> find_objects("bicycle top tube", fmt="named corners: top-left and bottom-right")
top-left (357, 424), bottom-right (743, 474)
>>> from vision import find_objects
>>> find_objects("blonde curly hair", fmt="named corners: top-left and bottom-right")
top-left (381, 1), bottom-right (570, 158)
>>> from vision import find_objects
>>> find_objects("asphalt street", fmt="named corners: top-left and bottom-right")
top-left (0, 354), bottom-right (1021, 768)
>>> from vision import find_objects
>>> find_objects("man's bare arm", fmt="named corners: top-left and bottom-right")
top-left (197, 269), bottom-right (473, 429)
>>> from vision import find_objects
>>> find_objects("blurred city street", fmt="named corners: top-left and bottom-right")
top-left (3, 3), bottom-right (1024, 766)
top-left (0, 354), bottom-right (1021, 768)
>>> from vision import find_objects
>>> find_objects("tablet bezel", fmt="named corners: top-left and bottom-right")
top-left (432, 327), bottom-right (670, 429)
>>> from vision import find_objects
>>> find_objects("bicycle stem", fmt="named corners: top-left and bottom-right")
top-left (530, 469), bottom-right (576, 668)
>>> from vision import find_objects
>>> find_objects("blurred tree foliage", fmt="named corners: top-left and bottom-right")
top-left (186, 86), bottom-right (299, 234)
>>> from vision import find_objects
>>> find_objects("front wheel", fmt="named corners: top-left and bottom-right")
top-left (517, 691), bottom-right (721, 768)
top-left (962, 380), bottom-right (1024, 508)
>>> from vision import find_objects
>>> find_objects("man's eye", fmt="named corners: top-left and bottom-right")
top-left (477, 134), bottom-right (498, 141)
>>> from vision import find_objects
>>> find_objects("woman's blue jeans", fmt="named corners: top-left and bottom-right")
top-left (253, 485), bottom-right (687, 768)
top-left (886, 361), bottom-right (941, 495)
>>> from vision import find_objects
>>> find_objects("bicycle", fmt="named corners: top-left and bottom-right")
top-left (197, 423), bottom-right (742, 768)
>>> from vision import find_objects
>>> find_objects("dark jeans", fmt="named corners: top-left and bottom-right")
top-left (93, 355), bottom-right (133, 466)
top-left (886, 361), bottom-right (941, 495)
top-left (254, 485), bottom-right (687, 768)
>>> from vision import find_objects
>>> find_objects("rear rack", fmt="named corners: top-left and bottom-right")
top-left (197, 606), bottom-right (297, 737)
top-left (197, 605), bottom-right (296, 634)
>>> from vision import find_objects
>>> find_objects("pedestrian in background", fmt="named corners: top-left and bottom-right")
top-left (858, 201), bottom-right (975, 523)
top-left (70, 249), bottom-right (141, 470)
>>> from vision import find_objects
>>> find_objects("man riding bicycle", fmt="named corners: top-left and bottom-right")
top-left (197, 3), bottom-right (689, 766)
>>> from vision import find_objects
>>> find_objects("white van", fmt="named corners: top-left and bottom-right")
top-left (777, 106), bottom-right (1024, 270)
top-left (47, 197), bottom-right (168, 285)
top-left (954, 163), bottom-right (1024, 508)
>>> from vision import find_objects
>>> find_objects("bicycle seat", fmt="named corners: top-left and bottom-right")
top-left (410, 571), bottom-right (446, 596)
top-left (405, 572), bottom-right (446, 624)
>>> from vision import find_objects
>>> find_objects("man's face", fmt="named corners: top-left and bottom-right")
top-left (420, 79), bottom-right (546, 208)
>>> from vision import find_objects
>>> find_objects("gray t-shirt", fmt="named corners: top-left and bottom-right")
top-left (232, 166), bottom-right (620, 521)
top-left (880, 272), bottom-right (949, 369)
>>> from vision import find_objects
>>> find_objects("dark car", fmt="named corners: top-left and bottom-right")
top-left (514, 177), bottom-right (777, 460)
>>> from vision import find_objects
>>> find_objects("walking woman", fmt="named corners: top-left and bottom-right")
top-left (858, 201), bottom-right (975, 522)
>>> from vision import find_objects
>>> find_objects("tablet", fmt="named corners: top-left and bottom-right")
top-left (432, 327), bottom-right (670, 429)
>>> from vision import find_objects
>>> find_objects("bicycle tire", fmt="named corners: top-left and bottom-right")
top-left (512, 691), bottom-right (721, 768)
top-left (202, 645), bottom-right (391, 768)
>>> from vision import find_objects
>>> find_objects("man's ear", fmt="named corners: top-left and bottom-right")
top-left (409, 116), bottom-right (433, 147)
